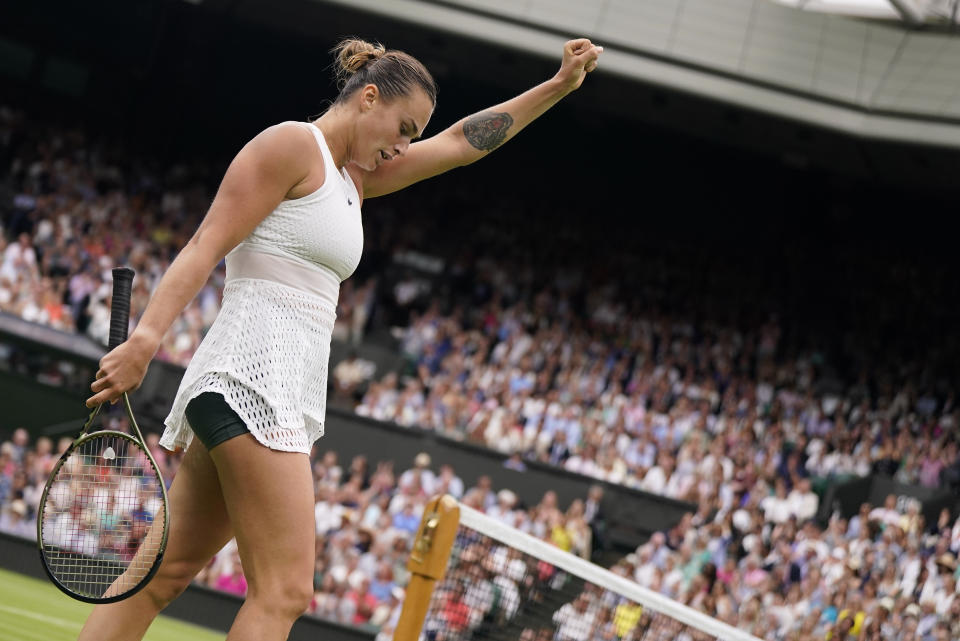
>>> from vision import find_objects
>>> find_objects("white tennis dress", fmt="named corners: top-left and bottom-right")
top-left (160, 122), bottom-right (363, 453)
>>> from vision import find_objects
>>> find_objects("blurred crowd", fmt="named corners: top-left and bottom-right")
top-left (3, 102), bottom-right (960, 641)
top-left (349, 217), bottom-right (960, 640)
top-left (0, 105), bottom-right (376, 366)
top-left (598, 489), bottom-right (960, 641)
top-left (423, 497), bottom-right (960, 641)
top-left (5, 420), bottom-right (959, 641)
top-left (357, 298), bottom-right (959, 493)
top-left (0, 423), bottom-right (607, 635)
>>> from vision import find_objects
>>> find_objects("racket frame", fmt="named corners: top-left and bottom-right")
top-left (37, 393), bottom-right (170, 603)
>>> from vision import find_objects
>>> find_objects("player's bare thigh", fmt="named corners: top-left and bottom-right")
top-left (208, 434), bottom-right (314, 605)
top-left (148, 438), bottom-right (234, 602)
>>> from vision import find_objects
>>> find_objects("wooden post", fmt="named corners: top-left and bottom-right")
top-left (392, 494), bottom-right (460, 641)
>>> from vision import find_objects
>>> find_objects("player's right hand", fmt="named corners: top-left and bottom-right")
top-left (555, 38), bottom-right (604, 93)
top-left (86, 330), bottom-right (157, 407)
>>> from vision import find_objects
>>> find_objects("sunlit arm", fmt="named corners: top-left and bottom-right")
top-left (361, 78), bottom-right (568, 198)
top-left (361, 39), bottom-right (602, 198)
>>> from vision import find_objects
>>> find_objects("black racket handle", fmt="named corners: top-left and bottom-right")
top-left (109, 267), bottom-right (135, 349)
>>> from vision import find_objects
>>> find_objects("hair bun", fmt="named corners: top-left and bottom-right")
top-left (328, 38), bottom-right (437, 107)
top-left (333, 38), bottom-right (386, 81)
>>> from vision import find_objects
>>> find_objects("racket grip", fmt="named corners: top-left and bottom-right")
top-left (109, 267), bottom-right (135, 349)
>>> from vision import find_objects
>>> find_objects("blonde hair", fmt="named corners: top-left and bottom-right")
top-left (331, 38), bottom-right (437, 106)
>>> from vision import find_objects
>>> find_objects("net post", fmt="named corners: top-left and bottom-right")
top-left (393, 494), bottom-right (460, 641)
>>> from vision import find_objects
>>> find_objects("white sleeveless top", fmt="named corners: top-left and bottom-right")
top-left (160, 123), bottom-right (363, 453)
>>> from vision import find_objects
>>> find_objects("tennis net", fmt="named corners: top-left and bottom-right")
top-left (411, 503), bottom-right (761, 641)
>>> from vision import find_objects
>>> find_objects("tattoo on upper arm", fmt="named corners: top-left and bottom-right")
top-left (463, 111), bottom-right (514, 151)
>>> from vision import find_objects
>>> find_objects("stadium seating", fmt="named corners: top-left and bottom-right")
top-left (2, 103), bottom-right (959, 641)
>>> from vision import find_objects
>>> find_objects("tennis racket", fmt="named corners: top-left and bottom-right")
top-left (37, 267), bottom-right (169, 603)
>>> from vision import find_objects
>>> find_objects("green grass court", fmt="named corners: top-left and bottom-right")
top-left (0, 568), bottom-right (224, 641)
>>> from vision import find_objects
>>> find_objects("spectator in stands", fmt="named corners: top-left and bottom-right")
top-left (583, 484), bottom-right (607, 554)
top-left (435, 463), bottom-right (464, 499)
top-left (398, 452), bottom-right (437, 496)
top-left (565, 499), bottom-right (591, 559)
top-left (391, 499), bottom-right (421, 536)
top-left (344, 574), bottom-right (379, 626)
top-left (869, 495), bottom-right (902, 530)
top-left (788, 477), bottom-right (819, 522)
top-left (315, 485), bottom-right (346, 535)
top-left (919, 443), bottom-right (947, 489)
top-left (0, 232), bottom-right (38, 284)
top-left (368, 561), bottom-right (397, 604)
top-left (760, 477), bottom-right (793, 524)
top-left (8, 428), bottom-right (29, 463)
top-left (552, 592), bottom-right (596, 641)
top-left (487, 489), bottom-right (518, 526)
top-left (0, 498), bottom-right (32, 537)
top-left (332, 350), bottom-right (376, 403)
top-left (210, 547), bottom-right (248, 596)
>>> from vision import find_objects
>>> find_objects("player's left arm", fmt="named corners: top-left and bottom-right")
top-left (360, 38), bottom-right (603, 199)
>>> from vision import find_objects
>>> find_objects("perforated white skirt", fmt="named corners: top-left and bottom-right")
top-left (161, 249), bottom-right (338, 454)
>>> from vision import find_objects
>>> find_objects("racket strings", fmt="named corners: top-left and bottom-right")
top-left (41, 434), bottom-right (166, 599)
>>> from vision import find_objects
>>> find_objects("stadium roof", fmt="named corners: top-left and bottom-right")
top-left (318, 0), bottom-right (960, 149)
top-left (772, 0), bottom-right (958, 25)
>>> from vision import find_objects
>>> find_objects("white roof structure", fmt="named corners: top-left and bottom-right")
top-left (772, 0), bottom-right (958, 25)
top-left (322, 0), bottom-right (960, 147)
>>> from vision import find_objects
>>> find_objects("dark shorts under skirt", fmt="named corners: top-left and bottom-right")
top-left (184, 392), bottom-right (252, 451)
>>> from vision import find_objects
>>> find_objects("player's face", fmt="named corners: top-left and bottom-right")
top-left (354, 86), bottom-right (433, 171)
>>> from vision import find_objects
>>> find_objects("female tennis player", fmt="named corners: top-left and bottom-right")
top-left (80, 36), bottom-right (603, 640)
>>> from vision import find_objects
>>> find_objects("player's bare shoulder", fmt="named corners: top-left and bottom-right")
top-left (251, 121), bottom-right (318, 159)
top-left (249, 121), bottom-right (324, 199)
